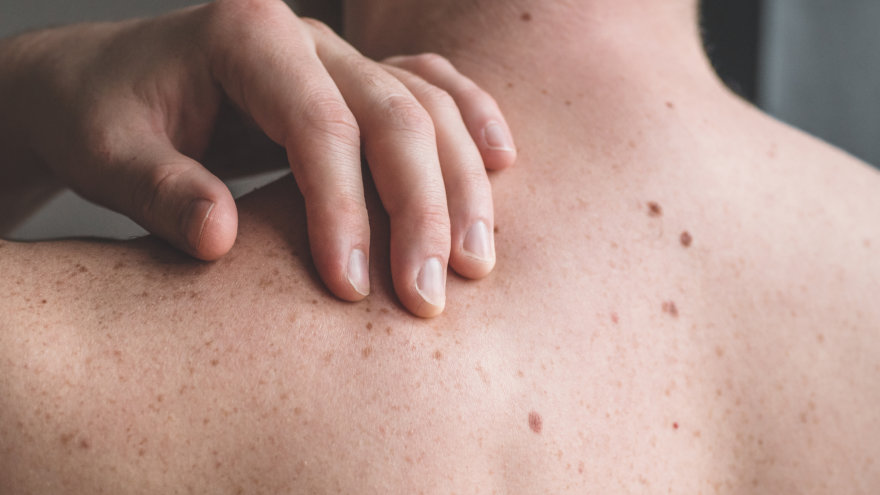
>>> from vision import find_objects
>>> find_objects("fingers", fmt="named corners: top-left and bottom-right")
top-left (382, 64), bottom-right (496, 280)
top-left (80, 133), bottom-right (238, 260)
top-left (201, 0), bottom-right (370, 302)
top-left (384, 54), bottom-right (517, 171)
top-left (307, 21), bottom-right (451, 317)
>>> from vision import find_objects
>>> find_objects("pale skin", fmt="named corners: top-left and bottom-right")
top-left (2, 0), bottom-right (880, 493)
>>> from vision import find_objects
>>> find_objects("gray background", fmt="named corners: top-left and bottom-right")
top-left (2, 0), bottom-right (878, 240)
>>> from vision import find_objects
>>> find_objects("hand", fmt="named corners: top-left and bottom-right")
top-left (0, 0), bottom-right (516, 317)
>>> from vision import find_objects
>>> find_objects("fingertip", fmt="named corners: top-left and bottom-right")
top-left (395, 256), bottom-right (447, 318)
top-left (186, 195), bottom-right (238, 261)
top-left (480, 121), bottom-right (517, 171)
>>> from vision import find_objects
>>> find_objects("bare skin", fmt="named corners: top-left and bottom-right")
top-left (2, 0), bottom-right (879, 493)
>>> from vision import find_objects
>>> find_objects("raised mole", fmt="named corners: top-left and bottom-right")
top-left (680, 231), bottom-right (693, 247)
top-left (528, 411), bottom-right (543, 434)
top-left (647, 202), bottom-right (663, 217)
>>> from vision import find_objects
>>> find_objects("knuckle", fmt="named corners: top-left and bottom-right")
top-left (299, 92), bottom-right (361, 144)
top-left (133, 163), bottom-right (184, 221)
top-left (300, 17), bottom-right (334, 36)
top-left (410, 203), bottom-right (452, 239)
top-left (376, 94), bottom-right (434, 136)
top-left (419, 84), bottom-right (457, 112)
top-left (409, 53), bottom-right (454, 74)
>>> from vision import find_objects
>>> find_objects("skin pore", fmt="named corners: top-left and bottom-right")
top-left (2, 0), bottom-right (880, 493)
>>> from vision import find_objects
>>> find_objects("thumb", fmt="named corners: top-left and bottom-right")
top-left (103, 140), bottom-right (238, 260)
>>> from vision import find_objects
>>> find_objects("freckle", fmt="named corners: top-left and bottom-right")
top-left (138, 448), bottom-right (146, 456)
top-left (665, 101), bottom-right (675, 109)
top-left (40, 299), bottom-right (47, 304)
top-left (521, 12), bottom-right (532, 22)
top-left (361, 346), bottom-right (373, 358)
top-left (493, 225), bottom-right (500, 234)
top-left (517, 370), bottom-right (524, 378)
top-left (210, 359), bottom-right (219, 367)
top-left (113, 261), bottom-right (125, 270)
top-left (79, 438), bottom-right (90, 450)
top-left (60, 433), bottom-right (74, 446)
top-left (647, 202), bottom-right (663, 217)
top-left (680, 231), bottom-right (693, 247)
top-left (715, 346), bottom-right (724, 357)
top-left (611, 312), bottom-right (619, 324)
top-left (662, 301), bottom-right (679, 317)
top-left (564, 100), bottom-right (572, 106)
top-left (578, 461), bottom-right (585, 474)
top-left (385, 326), bottom-right (393, 335)
top-left (203, 418), bottom-right (210, 425)
top-left (311, 299), bottom-right (318, 305)
top-left (541, 89), bottom-right (548, 95)
top-left (673, 422), bottom-right (679, 430)
top-left (380, 308), bottom-right (389, 314)
top-left (366, 322), bottom-right (373, 331)
top-left (432, 350), bottom-right (443, 360)
top-left (294, 407), bottom-right (302, 415)
top-left (817, 334), bottom-right (824, 343)
top-left (506, 82), bottom-right (514, 89)
top-left (528, 411), bottom-right (543, 434)
top-left (280, 392), bottom-right (289, 401)
top-left (156, 394), bottom-right (164, 403)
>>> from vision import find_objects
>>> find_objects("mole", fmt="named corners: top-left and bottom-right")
top-left (79, 438), bottom-right (91, 450)
top-left (665, 101), bottom-right (675, 109)
top-left (647, 202), bottom-right (663, 217)
top-left (210, 359), bottom-right (219, 367)
top-left (366, 322), bottom-right (373, 331)
top-left (611, 312), bottom-right (620, 324)
top-left (528, 411), bottom-right (543, 434)
top-left (493, 225), bottom-right (500, 234)
top-left (680, 231), bottom-right (693, 247)
top-left (662, 301), bottom-right (679, 318)
top-left (673, 422), bottom-right (679, 430)
top-left (361, 346), bottom-right (373, 359)
top-left (521, 12), bottom-right (532, 22)
top-left (432, 350), bottom-right (443, 360)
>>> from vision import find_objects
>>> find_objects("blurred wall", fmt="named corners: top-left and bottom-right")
top-left (759, 0), bottom-right (880, 167)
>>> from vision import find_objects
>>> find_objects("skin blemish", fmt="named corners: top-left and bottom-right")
top-left (385, 327), bottom-right (393, 335)
top-left (528, 411), bottom-right (543, 434)
top-left (366, 322), bottom-right (373, 331)
top-left (715, 346), bottom-right (724, 357)
top-left (662, 301), bottom-right (679, 318)
top-left (494, 226), bottom-right (500, 234)
top-left (680, 231), bottom-right (693, 247)
top-left (673, 422), bottom-right (679, 430)
top-left (611, 312), bottom-right (620, 324)
top-left (817, 334), bottom-right (825, 344)
top-left (506, 82), bottom-right (514, 89)
top-left (565, 100), bottom-right (572, 106)
top-left (432, 350), bottom-right (443, 360)
top-left (210, 359), bottom-right (219, 367)
top-left (666, 101), bottom-right (675, 109)
top-left (379, 308), bottom-right (390, 314)
top-left (647, 202), bottom-right (663, 217)
top-left (60, 433), bottom-right (74, 446)
top-left (79, 438), bottom-right (91, 450)
top-left (361, 346), bottom-right (373, 359)
top-left (521, 12), bottom-right (532, 22)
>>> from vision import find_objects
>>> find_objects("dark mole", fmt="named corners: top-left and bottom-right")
top-left (40, 299), bottom-right (47, 305)
top-left (673, 422), bottom-right (679, 430)
top-left (528, 411), bottom-right (543, 434)
top-left (521, 12), bottom-right (532, 21)
top-left (366, 322), bottom-right (373, 331)
top-left (680, 231), bottom-right (693, 247)
top-left (361, 346), bottom-right (373, 358)
top-left (647, 202), bottom-right (663, 217)
top-left (662, 301), bottom-right (679, 318)
top-left (493, 226), bottom-right (500, 234)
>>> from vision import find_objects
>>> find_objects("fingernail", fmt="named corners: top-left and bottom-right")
top-left (416, 257), bottom-right (445, 307)
top-left (483, 121), bottom-right (514, 151)
top-left (347, 249), bottom-right (370, 296)
top-left (462, 221), bottom-right (492, 262)
top-left (183, 199), bottom-right (215, 251)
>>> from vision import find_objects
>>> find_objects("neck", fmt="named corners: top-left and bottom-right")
top-left (344, 0), bottom-right (726, 138)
